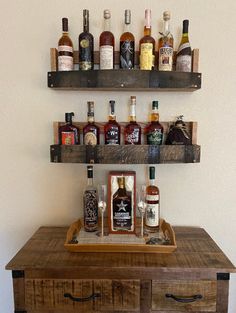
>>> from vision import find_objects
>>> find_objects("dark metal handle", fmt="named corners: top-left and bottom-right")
top-left (165, 293), bottom-right (203, 303)
top-left (64, 292), bottom-right (101, 302)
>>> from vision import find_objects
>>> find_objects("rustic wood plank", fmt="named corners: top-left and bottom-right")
top-left (216, 278), bottom-right (229, 313)
top-left (50, 48), bottom-right (58, 71)
top-left (12, 275), bottom-right (25, 311)
top-left (140, 280), bottom-right (151, 313)
top-left (192, 48), bottom-right (199, 73)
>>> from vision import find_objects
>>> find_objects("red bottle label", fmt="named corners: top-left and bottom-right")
top-left (61, 132), bottom-right (75, 145)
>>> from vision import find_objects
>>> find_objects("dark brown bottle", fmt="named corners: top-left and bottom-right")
top-left (176, 20), bottom-right (192, 72)
top-left (58, 17), bottom-right (74, 71)
top-left (124, 96), bottom-right (141, 145)
top-left (83, 102), bottom-right (100, 145)
top-left (104, 100), bottom-right (120, 145)
top-left (58, 112), bottom-right (79, 145)
top-left (145, 101), bottom-right (163, 145)
top-left (120, 10), bottom-right (135, 69)
top-left (78, 9), bottom-right (94, 70)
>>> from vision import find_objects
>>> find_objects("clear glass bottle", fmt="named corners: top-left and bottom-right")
top-left (124, 96), bottom-right (141, 145)
top-left (120, 10), bottom-right (135, 69)
top-left (58, 112), bottom-right (79, 145)
top-left (58, 17), bottom-right (74, 71)
top-left (176, 20), bottom-right (192, 72)
top-left (145, 101), bottom-right (164, 145)
top-left (139, 9), bottom-right (155, 70)
top-left (83, 166), bottom-right (98, 232)
top-left (158, 11), bottom-right (174, 71)
top-left (99, 10), bottom-right (115, 69)
top-left (104, 100), bottom-right (121, 145)
top-left (78, 9), bottom-right (94, 70)
top-left (83, 102), bottom-right (100, 145)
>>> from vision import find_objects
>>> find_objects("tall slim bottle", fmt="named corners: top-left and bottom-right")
top-left (120, 10), bottom-right (135, 69)
top-left (145, 101), bottom-right (163, 145)
top-left (83, 166), bottom-right (98, 232)
top-left (83, 102), bottom-right (100, 145)
top-left (104, 100), bottom-right (121, 145)
top-left (176, 20), bottom-right (192, 72)
top-left (139, 9), bottom-right (155, 70)
top-left (124, 96), bottom-right (141, 145)
top-left (58, 17), bottom-right (74, 71)
top-left (99, 10), bottom-right (115, 69)
top-left (78, 9), bottom-right (94, 70)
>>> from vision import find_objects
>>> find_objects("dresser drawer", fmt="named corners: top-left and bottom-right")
top-left (152, 280), bottom-right (217, 312)
top-left (25, 279), bottom-right (140, 312)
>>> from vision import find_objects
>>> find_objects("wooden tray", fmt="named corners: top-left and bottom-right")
top-left (65, 219), bottom-right (177, 254)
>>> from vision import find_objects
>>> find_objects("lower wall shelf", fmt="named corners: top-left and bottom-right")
top-left (50, 144), bottom-right (201, 164)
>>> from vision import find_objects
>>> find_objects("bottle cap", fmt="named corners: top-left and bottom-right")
top-left (104, 10), bottom-right (111, 19)
top-left (87, 101), bottom-right (94, 116)
top-left (183, 20), bottom-right (189, 33)
top-left (152, 101), bottom-right (159, 110)
top-left (87, 165), bottom-right (93, 178)
top-left (125, 9), bottom-right (131, 24)
top-left (145, 9), bottom-right (151, 28)
top-left (163, 11), bottom-right (171, 21)
top-left (109, 100), bottom-right (115, 115)
top-left (118, 176), bottom-right (125, 188)
top-left (65, 112), bottom-right (74, 122)
top-left (149, 166), bottom-right (155, 180)
top-left (130, 95), bottom-right (136, 101)
top-left (83, 9), bottom-right (89, 17)
top-left (62, 17), bottom-right (69, 32)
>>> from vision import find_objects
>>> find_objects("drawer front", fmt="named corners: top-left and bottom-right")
top-left (25, 279), bottom-right (140, 312)
top-left (152, 280), bottom-right (217, 312)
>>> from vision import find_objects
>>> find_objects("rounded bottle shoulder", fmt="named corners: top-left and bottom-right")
top-left (58, 35), bottom-right (73, 47)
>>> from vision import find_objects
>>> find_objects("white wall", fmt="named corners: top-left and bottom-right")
top-left (0, 0), bottom-right (236, 311)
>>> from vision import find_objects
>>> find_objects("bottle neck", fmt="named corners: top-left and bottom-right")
top-left (182, 32), bottom-right (189, 40)
top-left (88, 115), bottom-right (95, 123)
top-left (149, 178), bottom-right (155, 186)
top-left (83, 20), bottom-right (89, 32)
top-left (87, 177), bottom-right (93, 186)
top-left (62, 31), bottom-right (69, 36)
top-left (163, 19), bottom-right (170, 35)
top-left (124, 22), bottom-right (131, 33)
top-left (104, 18), bottom-right (111, 32)
top-left (144, 26), bottom-right (151, 36)
top-left (109, 115), bottom-right (116, 122)
top-left (151, 111), bottom-right (159, 122)
top-left (129, 103), bottom-right (136, 122)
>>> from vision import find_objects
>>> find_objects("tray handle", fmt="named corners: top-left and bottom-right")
top-left (166, 293), bottom-right (203, 303)
top-left (65, 220), bottom-right (82, 244)
top-left (64, 292), bottom-right (101, 302)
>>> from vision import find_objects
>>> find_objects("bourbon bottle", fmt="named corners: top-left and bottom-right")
top-left (104, 100), bottom-right (121, 145)
top-left (83, 102), bottom-right (100, 145)
top-left (176, 20), bottom-right (192, 72)
top-left (124, 96), bottom-right (141, 145)
top-left (58, 112), bottom-right (79, 145)
top-left (120, 10), bottom-right (135, 69)
top-left (58, 17), bottom-right (74, 71)
top-left (145, 101), bottom-right (163, 145)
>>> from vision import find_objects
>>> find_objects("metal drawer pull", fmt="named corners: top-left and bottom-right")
top-left (165, 293), bottom-right (203, 303)
top-left (64, 292), bottom-right (101, 302)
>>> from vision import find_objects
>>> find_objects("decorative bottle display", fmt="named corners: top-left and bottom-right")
top-left (78, 9), bottom-right (94, 70)
top-left (112, 176), bottom-right (132, 231)
top-left (145, 166), bottom-right (160, 231)
top-left (176, 20), bottom-right (192, 72)
top-left (158, 11), bottom-right (174, 71)
top-left (58, 17), bottom-right (74, 71)
top-left (139, 9), bottom-right (155, 70)
top-left (145, 101), bottom-right (164, 145)
top-left (83, 102), bottom-right (100, 145)
top-left (124, 96), bottom-right (141, 145)
top-left (104, 100), bottom-right (121, 145)
top-left (83, 166), bottom-right (98, 232)
top-left (120, 10), bottom-right (135, 69)
top-left (58, 112), bottom-right (79, 145)
top-left (99, 10), bottom-right (115, 69)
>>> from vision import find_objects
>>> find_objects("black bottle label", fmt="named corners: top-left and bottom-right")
top-left (147, 130), bottom-right (163, 145)
top-left (79, 36), bottom-right (94, 70)
top-left (120, 40), bottom-right (134, 69)
top-left (113, 198), bottom-right (132, 230)
top-left (84, 190), bottom-right (98, 230)
top-left (105, 126), bottom-right (120, 145)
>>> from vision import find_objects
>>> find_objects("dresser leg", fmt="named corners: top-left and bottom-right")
top-left (12, 271), bottom-right (26, 313)
top-left (140, 280), bottom-right (151, 313)
top-left (216, 273), bottom-right (230, 313)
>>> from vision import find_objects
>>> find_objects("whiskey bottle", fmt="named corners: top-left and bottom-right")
top-left (83, 102), bottom-right (100, 145)
top-left (120, 9), bottom-right (135, 69)
top-left (112, 176), bottom-right (133, 232)
top-left (99, 10), bottom-right (115, 69)
top-left (58, 17), bottom-right (74, 71)
top-left (158, 11), bottom-right (174, 71)
top-left (139, 9), bottom-right (155, 70)
top-left (176, 20), bottom-right (192, 72)
top-left (78, 9), bottom-right (94, 70)
top-left (58, 112), bottom-right (79, 145)
top-left (145, 101), bottom-right (164, 145)
top-left (84, 166), bottom-right (98, 232)
top-left (145, 166), bottom-right (160, 231)
top-left (104, 100), bottom-right (121, 145)
top-left (124, 96), bottom-right (141, 145)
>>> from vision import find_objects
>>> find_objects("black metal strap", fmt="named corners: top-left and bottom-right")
top-left (166, 293), bottom-right (203, 303)
top-left (64, 292), bottom-right (101, 302)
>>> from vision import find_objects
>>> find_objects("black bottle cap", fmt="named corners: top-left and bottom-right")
top-left (87, 101), bottom-right (94, 117)
top-left (87, 165), bottom-right (93, 178)
top-left (65, 112), bottom-right (74, 122)
top-left (152, 101), bottom-right (159, 110)
top-left (109, 100), bottom-right (115, 115)
top-left (183, 20), bottom-right (189, 33)
top-left (62, 17), bottom-right (69, 32)
top-left (149, 166), bottom-right (155, 180)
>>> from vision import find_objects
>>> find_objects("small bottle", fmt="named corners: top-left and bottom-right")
top-left (58, 17), bottom-right (74, 71)
top-left (124, 96), bottom-right (141, 145)
top-left (176, 20), bottom-right (192, 72)
top-left (84, 166), bottom-right (98, 232)
top-left (120, 10), bottom-right (135, 69)
top-left (158, 11), bottom-right (174, 71)
top-left (58, 112), bottom-right (79, 145)
top-left (145, 101), bottom-right (164, 145)
top-left (78, 9), bottom-right (94, 70)
top-left (99, 10), bottom-right (115, 69)
top-left (104, 100), bottom-right (121, 145)
top-left (139, 9), bottom-right (155, 70)
top-left (145, 166), bottom-right (160, 231)
top-left (83, 102), bottom-right (100, 145)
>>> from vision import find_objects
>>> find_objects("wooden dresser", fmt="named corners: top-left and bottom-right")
top-left (6, 226), bottom-right (236, 313)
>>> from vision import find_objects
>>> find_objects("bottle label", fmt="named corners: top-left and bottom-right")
top-left (79, 38), bottom-right (93, 70)
top-left (176, 55), bottom-right (192, 72)
top-left (120, 40), bottom-right (134, 69)
top-left (58, 45), bottom-right (73, 53)
top-left (113, 199), bottom-right (132, 230)
top-left (61, 132), bottom-right (75, 145)
top-left (84, 132), bottom-right (97, 145)
top-left (58, 55), bottom-right (73, 71)
top-left (147, 129), bottom-right (163, 145)
top-left (145, 194), bottom-right (159, 227)
top-left (177, 42), bottom-right (191, 54)
top-left (100, 45), bottom-right (113, 69)
top-left (125, 129), bottom-right (140, 144)
top-left (105, 127), bottom-right (120, 145)
top-left (140, 43), bottom-right (154, 70)
top-left (159, 47), bottom-right (173, 71)
top-left (84, 190), bottom-right (98, 229)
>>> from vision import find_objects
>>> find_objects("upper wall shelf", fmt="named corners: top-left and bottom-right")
top-left (48, 49), bottom-right (201, 92)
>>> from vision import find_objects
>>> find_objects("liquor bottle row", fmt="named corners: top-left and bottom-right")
top-left (84, 166), bottom-right (160, 235)
top-left (58, 9), bottom-right (192, 72)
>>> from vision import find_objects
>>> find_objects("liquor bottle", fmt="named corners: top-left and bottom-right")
top-left (139, 9), bottom-right (155, 70)
top-left (176, 20), bottom-right (192, 72)
top-left (58, 17), bottom-right (74, 71)
top-left (58, 112), bottom-right (79, 145)
top-left (145, 166), bottom-right (160, 231)
top-left (104, 100), bottom-right (121, 145)
top-left (83, 102), bottom-right (100, 145)
top-left (83, 166), bottom-right (98, 232)
top-left (145, 101), bottom-right (164, 145)
top-left (120, 10), bottom-right (135, 69)
top-left (99, 10), bottom-right (115, 69)
top-left (158, 11), bottom-right (174, 71)
top-left (124, 96), bottom-right (141, 145)
top-left (78, 9), bottom-right (94, 70)
top-left (112, 176), bottom-right (133, 231)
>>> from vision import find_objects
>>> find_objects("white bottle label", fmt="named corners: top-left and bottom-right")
top-left (100, 45), bottom-right (113, 69)
top-left (159, 47), bottom-right (173, 71)
top-left (176, 55), bottom-right (192, 72)
top-left (58, 45), bottom-right (73, 71)
top-left (145, 194), bottom-right (159, 227)
top-left (58, 45), bottom-right (73, 53)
